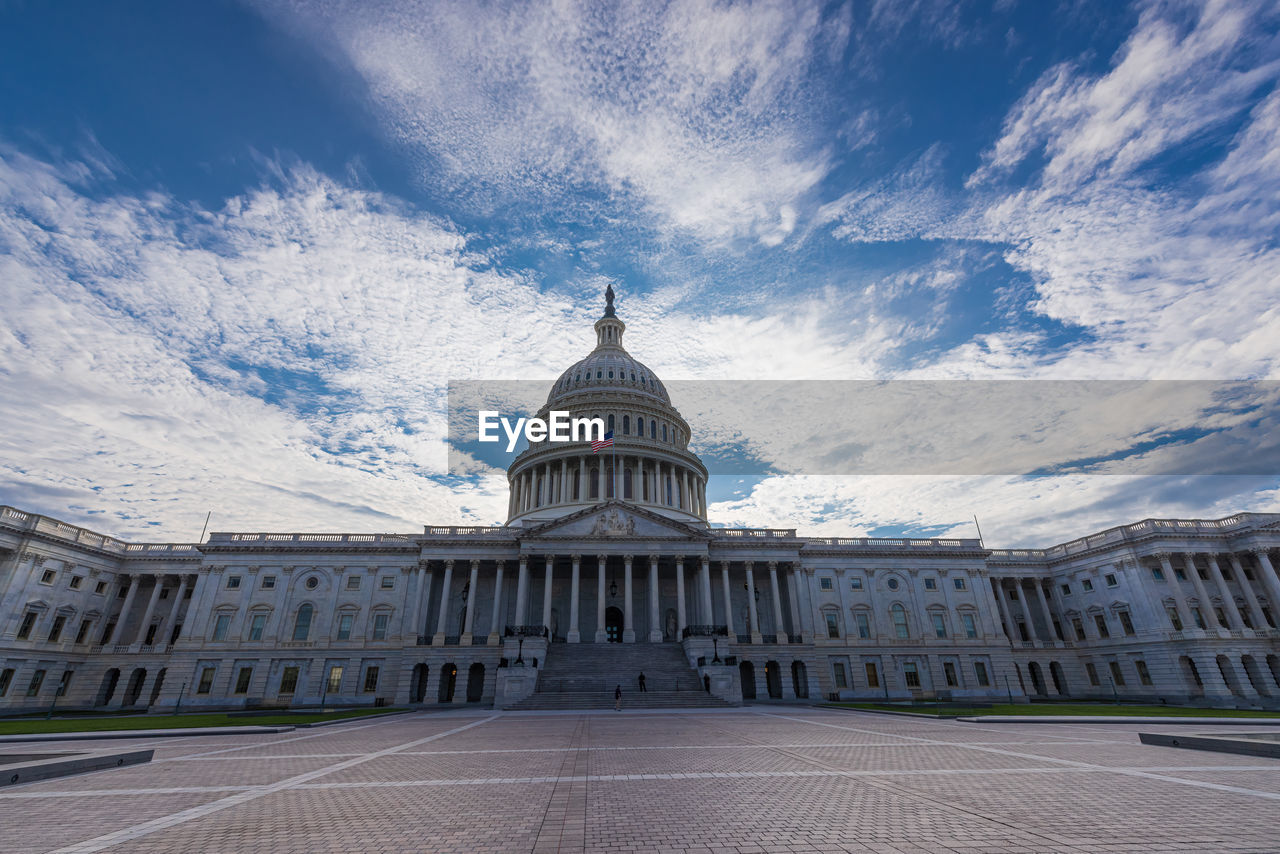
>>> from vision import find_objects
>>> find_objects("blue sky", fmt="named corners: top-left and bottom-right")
top-left (2, 0), bottom-right (1278, 546)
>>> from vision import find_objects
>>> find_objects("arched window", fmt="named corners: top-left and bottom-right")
top-left (662, 424), bottom-right (668, 442)
top-left (293, 604), bottom-right (313, 641)
top-left (650, 419), bottom-right (656, 439)
top-left (607, 414), bottom-right (615, 434)
top-left (623, 468), bottom-right (633, 499)
top-left (891, 604), bottom-right (909, 639)
top-left (622, 415), bottom-right (630, 435)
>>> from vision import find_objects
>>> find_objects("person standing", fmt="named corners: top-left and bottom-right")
top-left (614, 684), bottom-right (622, 711)
top-left (638, 672), bottom-right (647, 692)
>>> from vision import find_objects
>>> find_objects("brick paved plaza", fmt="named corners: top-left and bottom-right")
top-left (2, 708), bottom-right (1279, 853)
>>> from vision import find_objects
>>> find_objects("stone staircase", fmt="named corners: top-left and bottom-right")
top-left (505, 642), bottom-right (733, 710)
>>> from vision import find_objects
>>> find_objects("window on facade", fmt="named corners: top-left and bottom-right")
top-left (943, 661), bottom-right (959, 687)
top-left (40, 569), bottom-right (55, 585)
top-left (144, 623), bottom-right (159, 645)
top-left (932, 613), bottom-right (947, 638)
top-left (850, 577), bottom-right (863, 590)
top-left (95, 581), bottom-right (106, 594)
top-left (1052, 618), bottom-right (1064, 641)
top-left (1263, 606), bottom-right (1276, 629)
top-left (864, 661), bottom-right (879, 688)
top-left (832, 661), bottom-right (848, 689)
top-left (954, 577), bottom-right (966, 590)
top-left (293, 605), bottom-right (313, 641)
top-left (234, 667), bottom-right (253, 694)
top-left (1086, 662), bottom-right (1100, 686)
top-left (100, 622), bottom-right (115, 644)
top-left (0, 668), bottom-right (13, 697)
top-left (159, 587), bottom-right (170, 600)
top-left (662, 424), bottom-right (668, 441)
top-left (1008, 587), bottom-right (1018, 600)
top-left (212, 614), bottom-right (231, 641)
top-left (372, 614), bottom-right (389, 640)
top-left (891, 604), bottom-right (909, 639)
top-left (69, 575), bottom-right (82, 589)
top-left (887, 578), bottom-right (900, 591)
top-left (622, 415), bottom-right (630, 435)
top-left (248, 614), bottom-right (267, 641)
top-left (1213, 607), bottom-right (1228, 628)
top-left (1072, 617), bottom-right (1086, 641)
top-left (118, 585), bottom-right (129, 598)
top-left (1017, 621), bottom-right (1029, 642)
top-left (197, 667), bottom-right (216, 694)
top-left (649, 419), bottom-right (656, 439)
top-left (1082, 579), bottom-right (1094, 592)
top-left (346, 576), bottom-right (360, 590)
top-left (855, 612), bottom-right (871, 639)
top-left (327, 665), bottom-right (344, 694)
top-left (16, 611), bottom-right (37, 640)
top-left (1093, 614), bottom-right (1110, 638)
top-left (47, 615), bottom-right (66, 643)
top-left (337, 614), bottom-right (354, 641)
top-left (261, 575), bottom-right (275, 590)
top-left (55, 670), bottom-right (73, 697)
top-left (1221, 566), bottom-right (1232, 581)
top-left (924, 578), bottom-right (937, 590)
top-left (1108, 661), bottom-right (1126, 686)
top-left (305, 576), bottom-right (319, 590)
top-left (184, 587), bottom-right (193, 599)
top-left (1135, 660), bottom-right (1153, 685)
top-left (226, 576), bottom-right (241, 589)
top-left (1118, 611), bottom-right (1135, 636)
top-left (26, 670), bottom-right (45, 697)
top-left (1191, 607), bottom-right (1205, 629)
top-left (363, 666), bottom-right (380, 693)
top-left (819, 577), bottom-right (833, 591)
top-left (1061, 583), bottom-right (1071, 595)
top-left (1151, 567), bottom-right (1165, 581)
top-left (903, 662), bottom-right (921, 689)
top-left (962, 613), bottom-right (977, 638)
top-left (1104, 573), bottom-right (1117, 587)
top-left (974, 661), bottom-right (990, 687)
top-left (380, 576), bottom-right (395, 590)
top-left (279, 666), bottom-right (299, 694)
top-left (75, 619), bottom-right (93, 644)
top-left (824, 613), bottom-right (840, 639)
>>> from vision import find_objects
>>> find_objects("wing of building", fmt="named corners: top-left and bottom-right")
top-left (3, 290), bottom-right (1280, 711)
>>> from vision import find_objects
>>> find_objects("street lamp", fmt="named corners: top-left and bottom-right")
top-left (516, 637), bottom-right (525, 665)
top-left (712, 636), bottom-right (721, 664)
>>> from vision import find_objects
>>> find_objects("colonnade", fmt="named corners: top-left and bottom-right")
top-left (507, 455), bottom-right (707, 518)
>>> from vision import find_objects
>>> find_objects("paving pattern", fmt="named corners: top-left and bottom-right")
top-left (1, 708), bottom-right (1278, 853)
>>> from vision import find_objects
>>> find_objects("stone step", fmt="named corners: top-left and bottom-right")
top-left (507, 690), bottom-right (731, 710)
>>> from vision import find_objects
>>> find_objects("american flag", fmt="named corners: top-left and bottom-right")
top-left (591, 430), bottom-right (614, 453)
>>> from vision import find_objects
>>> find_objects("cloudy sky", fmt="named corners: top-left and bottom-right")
top-left (2, 0), bottom-right (1278, 547)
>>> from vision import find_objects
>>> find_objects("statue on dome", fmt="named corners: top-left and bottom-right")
top-left (604, 283), bottom-right (616, 317)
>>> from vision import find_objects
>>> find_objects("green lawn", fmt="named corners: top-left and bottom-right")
top-left (826, 702), bottom-right (1280, 718)
top-left (0, 707), bottom-right (403, 735)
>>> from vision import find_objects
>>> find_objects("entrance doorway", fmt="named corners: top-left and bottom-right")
top-left (438, 663), bottom-right (457, 703)
top-left (466, 663), bottom-right (485, 702)
top-left (765, 660), bottom-right (782, 699)
top-left (605, 606), bottom-right (624, 643)
top-left (739, 661), bottom-right (756, 700)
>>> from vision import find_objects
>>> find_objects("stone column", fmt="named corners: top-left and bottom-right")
top-left (1183, 553), bottom-right (1217, 631)
top-left (647, 555), bottom-right (662, 642)
top-left (1229, 553), bottom-right (1266, 630)
top-left (107, 574), bottom-right (138, 645)
top-left (768, 562), bottom-right (787, 643)
top-left (598, 463), bottom-right (605, 503)
top-left (542, 555), bottom-right (554, 634)
top-left (1250, 549), bottom-right (1280, 620)
top-left (488, 561), bottom-right (505, 644)
top-left (623, 554), bottom-right (635, 643)
top-left (699, 557), bottom-right (713, 625)
top-left (136, 575), bottom-right (166, 645)
top-left (405, 566), bottom-right (422, 644)
top-left (462, 559), bottom-right (480, 642)
top-left (433, 560), bottom-right (454, 643)
top-left (1157, 554), bottom-right (1192, 630)
top-left (559, 458), bottom-right (567, 505)
top-left (1032, 580), bottom-right (1055, 644)
top-left (595, 554), bottom-right (608, 643)
top-left (568, 554), bottom-right (581, 643)
top-left (578, 457), bottom-right (587, 503)
top-left (515, 556), bottom-right (530, 626)
top-left (164, 575), bottom-right (190, 644)
top-left (1206, 554), bottom-right (1244, 631)
top-left (745, 562), bottom-right (762, 644)
top-left (721, 562), bottom-right (734, 635)
top-left (991, 579), bottom-right (1014, 641)
top-left (675, 557), bottom-right (687, 638)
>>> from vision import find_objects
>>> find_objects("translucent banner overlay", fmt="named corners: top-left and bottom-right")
top-left (447, 380), bottom-right (1280, 476)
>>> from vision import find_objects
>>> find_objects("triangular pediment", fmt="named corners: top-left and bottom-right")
top-left (519, 500), bottom-right (711, 541)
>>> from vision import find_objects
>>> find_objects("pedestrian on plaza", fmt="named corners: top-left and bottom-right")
top-left (614, 684), bottom-right (622, 711)
top-left (638, 672), bottom-right (647, 692)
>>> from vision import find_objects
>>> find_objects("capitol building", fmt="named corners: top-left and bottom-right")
top-left (2, 291), bottom-right (1279, 713)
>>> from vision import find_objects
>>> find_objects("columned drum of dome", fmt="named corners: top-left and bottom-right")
top-left (505, 288), bottom-right (709, 528)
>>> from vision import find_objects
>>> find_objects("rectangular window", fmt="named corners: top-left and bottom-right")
top-left (1221, 567), bottom-right (1232, 581)
top-left (1174, 567), bottom-right (1186, 580)
top-left (855, 612), bottom-right (871, 639)
top-left (380, 576), bottom-right (395, 590)
top-left (347, 576), bottom-right (361, 590)
top-left (40, 569), bottom-right (55, 585)
top-left (118, 585), bottom-right (129, 598)
top-left (212, 614), bottom-right (231, 641)
top-left (1151, 567), bottom-right (1165, 581)
top-left (1093, 614), bottom-right (1110, 638)
top-left (100, 622), bottom-right (115, 644)
top-left (1263, 606), bottom-right (1276, 629)
top-left (1017, 621), bottom-right (1029, 642)
top-left (159, 587), bottom-right (170, 600)
top-left (903, 662), bottom-right (920, 689)
top-left (226, 575), bottom-right (241, 589)
top-left (962, 613), bottom-right (977, 638)
top-left (184, 587), bottom-right (193, 599)
top-left (327, 665), bottom-right (344, 694)
top-left (337, 614), bottom-right (354, 641)
top-left (924, 578), bottom-right (937, 590)
top-left (953, 577), bottom-right (966, 590)
top-left (234, 667), bottom-right (253, 694)
top-left (1086, 662), bottom-right (1100, 686)
top-left (1214, 607), bottom-right (1228, 628)
top-left (26, 670), bottom-right (46, 697)
top-left (0, 668), bottom-right (13, 697)
top-left (825, 613), bottom-right (839, 638)
top-left (1061, 583), bottom-right (1071, 595)
top-left (943, 661), bottom-right (959, 687)
top-left (1082, 579), bottom-right (1094, 592)
top-left (1072, 617), bottom-right (1086, 641)
top-left (261, 575), bottom-right (275, 590)
top-left (892, 608), bottom-right (909, 639)
top-left (864, 661), bottom-right (879, 688)
top-left (1008, 588), bottom-right (1018, 600)
top-left (372, 614), bottom-right (389, 640)
top-left (248, 614), bottom-right (266, 641)
top-left (75, 619), bottom-right (93, 644)
top-left (849, 577), bottom-right (863, 590)
top-left (197, 667), bottom-right (216, 694)
top-left (69, 575), bottom-right (82, 590)
top-left (973, 661), bottom-right (990, 687)
top-left (1108, 661), bottom-right (1126, 686)
top-left (145, 623), bottom-right (158, 645)
top-left (1192, 607), bottom-right (1205, 629)
top-left (47, 615), bottom-right (66, 643)
top-left (279, 666), bottom-right (299, 695)
top-left (1104, 573), bottom-right (1117, 587)
top-left (1118, 611), bottom-right (1135, 636)
top-left (932, 614), bottom-right (946, 638)
top-left (819, 577), bottom-right (833, 591)
top-left (17, 611), bottom-right (37, 640)
top-left (1135, 660), bottom-right (1153, 686)
top-left (95, 581), bottom-right (107, 594)
top-left (1167, 607), bottom-right (1183, 631)
top-left (363, 666), bottom-right (380, 693)
top-left (55, 670), bottom-right (73, 697)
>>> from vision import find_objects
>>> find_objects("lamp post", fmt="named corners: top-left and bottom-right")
top-left (516, 637), bottom-right (525, 665)
top-left (175, 681), bottom-right (187, 716)
top-left (712, 636), bottom-right (721, 664)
